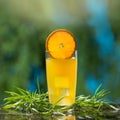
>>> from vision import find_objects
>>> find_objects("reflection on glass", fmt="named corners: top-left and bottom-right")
top-left (54, 115), bottom-right (76, 120)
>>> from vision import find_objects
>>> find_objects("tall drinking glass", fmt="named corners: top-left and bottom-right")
top-left (46, 50), bottom-right (77, 106)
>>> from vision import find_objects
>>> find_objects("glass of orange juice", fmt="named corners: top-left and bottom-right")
top-left (45, 29), bottom-right (77, 106)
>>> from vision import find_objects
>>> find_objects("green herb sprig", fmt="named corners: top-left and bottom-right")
top-left (2, 84), bottom-right (119, 119)
top-left (3, 88), bottom-right (51, 114)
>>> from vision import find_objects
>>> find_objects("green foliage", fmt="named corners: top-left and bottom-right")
top-left (0, 5), bottom-right (48, 100)
top-left (3, 85), bottom-right (119, 119)
top-left (3, 88), bottom-right (51, 114)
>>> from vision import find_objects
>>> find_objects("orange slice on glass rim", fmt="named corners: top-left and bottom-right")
top-left (46, 29), bottom-right (76, 59)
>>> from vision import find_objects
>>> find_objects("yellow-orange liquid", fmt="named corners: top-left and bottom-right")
top-left (46, 58), bottom-right (77, 106)
top-left (55, 115), bottom-right (75, 120)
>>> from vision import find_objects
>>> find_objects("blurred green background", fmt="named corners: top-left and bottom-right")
top-left (0, 0), bottom-right (120, 104)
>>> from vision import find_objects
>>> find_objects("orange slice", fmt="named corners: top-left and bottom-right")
top-left (46, 29), bottom-right (76, 59)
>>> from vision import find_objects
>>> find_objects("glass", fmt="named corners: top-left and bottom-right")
top-left (46, 50), bottom-right (77, 106)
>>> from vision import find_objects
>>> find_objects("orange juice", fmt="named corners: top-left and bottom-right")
top-left (46, 54), bottom-right (77, 106)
